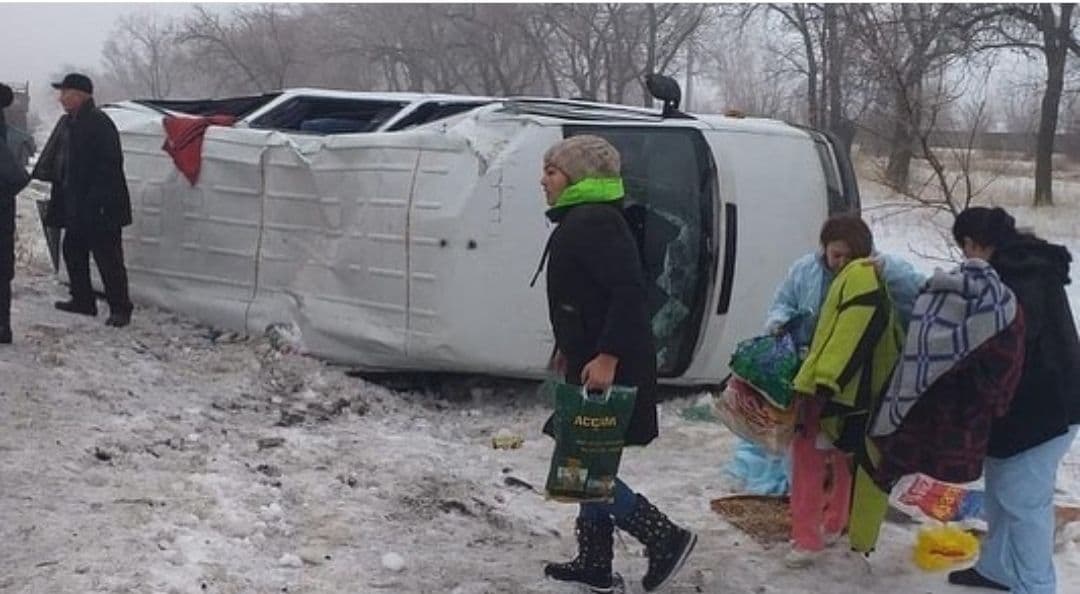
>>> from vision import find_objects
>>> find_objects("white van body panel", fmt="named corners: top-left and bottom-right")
top-left (678, 123), bottom-right (830, 383)
top-left (105, 99), bottom-right (831, 384)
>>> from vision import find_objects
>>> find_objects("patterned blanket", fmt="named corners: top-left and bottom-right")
top-left (870, 259), bottom-right (1017, 437)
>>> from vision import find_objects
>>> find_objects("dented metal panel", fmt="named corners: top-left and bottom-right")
top-left (249, 137), bottom-right (417, 364)
top-left (110, 105), bottom-right (559, 372)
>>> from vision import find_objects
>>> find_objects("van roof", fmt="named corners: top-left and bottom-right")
top-left (501, 97), bottom-right (666, 122)
top-left (276, 88), bottom-right (496, 104)
top-left (120, 87), bottom-right (812, 139)
top-left (493, 99), bottom-right (808, 138)
top-left (694, 114), bottom-right (810, 138)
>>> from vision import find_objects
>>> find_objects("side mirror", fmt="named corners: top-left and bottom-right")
top-left (645, 74), bottom-right (682, 118)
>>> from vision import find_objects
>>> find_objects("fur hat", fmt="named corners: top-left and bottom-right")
top-left (543, 135), bottom-right (621, 184)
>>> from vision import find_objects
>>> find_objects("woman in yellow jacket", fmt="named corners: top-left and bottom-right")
top-left (786, 215), bottom-right (904, 567)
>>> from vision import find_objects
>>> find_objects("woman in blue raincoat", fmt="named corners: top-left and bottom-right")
top-left (726, 214), bottom-right (924, 505)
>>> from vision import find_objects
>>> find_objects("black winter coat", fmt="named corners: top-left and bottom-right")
top-left (989, 235), bottom-right (1080, 458)
top-left (543, 202), bottom-right (658, 447)
top-left (34, 99), bottom-right (131, 231)
top-left (0, 120), bottom-right (30, 282)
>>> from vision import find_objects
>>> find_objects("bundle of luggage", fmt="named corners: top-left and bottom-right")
top-left (712, 334), bottom-right (801, 455)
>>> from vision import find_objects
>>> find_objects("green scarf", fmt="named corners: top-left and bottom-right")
top-left (547, 177), bottom-right (625, 217)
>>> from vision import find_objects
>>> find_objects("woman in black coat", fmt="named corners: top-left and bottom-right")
top-left (538, 135), bottom-right (695, 593)
top-left (0, 83), bottom-right (31, 344)
top-left (948, 207), bottom-right (1080, 593)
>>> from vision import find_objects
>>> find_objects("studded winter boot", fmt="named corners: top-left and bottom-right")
top-left (616, 494), bottom-right (697, 592)
top-left (544, 516), bottom-right (617, 593)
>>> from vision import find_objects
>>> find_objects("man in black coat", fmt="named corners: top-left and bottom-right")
top-left (41, 73), bottom-right (133, 327)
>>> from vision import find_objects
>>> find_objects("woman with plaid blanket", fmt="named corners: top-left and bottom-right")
top-left (946, 207), bottom-right (1080, 594)
top-left (869, 260), bottom-right (1026, 489)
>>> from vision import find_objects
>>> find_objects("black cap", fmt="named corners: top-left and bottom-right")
top-left (51, 73), bottom-right (93, 94)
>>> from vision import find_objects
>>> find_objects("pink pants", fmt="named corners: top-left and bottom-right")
top-left (790, 399), bottom-right (853, 551)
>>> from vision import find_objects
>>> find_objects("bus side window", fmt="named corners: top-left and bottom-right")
top-left (564, 125), bottom-right (716, 377)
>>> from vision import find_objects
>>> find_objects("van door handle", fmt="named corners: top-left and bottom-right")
top-left (716, 202), bottom-right (737, 315)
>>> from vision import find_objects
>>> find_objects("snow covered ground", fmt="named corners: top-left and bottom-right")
top-left (2, 179), bottom-right (1079, 594)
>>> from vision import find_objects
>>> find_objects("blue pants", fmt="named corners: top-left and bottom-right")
top-left (976, 426), bottom-right (1078, 594)
top-left (579, 478), bottom-right (637, 523)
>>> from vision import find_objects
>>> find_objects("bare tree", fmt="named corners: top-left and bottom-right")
top-left (541, 4), bottom-right (611, 100)
top-left (538, 3), bottom-right (707, 104)
top-left (93, 3), bottom-right (710, 105)
top-left (441, 5), bottom-right (551, 96)
top-left (101, 12), bottom-right (182, 99)
top-left (969, 4), bottom-right (1080, 206)
top-left (179, 4), bottom-right (303, 94)
top-left (316, 4), bottom-right (506, 94)
top-left (764, 4), bottom-right (825, 126)
top-left (844, 4), bottom-right (982, 192)
top-left (867, 63), bottom-right (1017, 261)
top-left (697, 9), bottom-right (803, 119)
top-left (735, 5), bottom-right (857, 147)
top-left (914, 70), bottom-right (999, 217)
top-left (989, 70), bottom-right (1042, 142)
top-left (633, 3), bottom-right (709, 106)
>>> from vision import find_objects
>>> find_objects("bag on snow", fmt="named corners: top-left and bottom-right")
top-left (543, 380), bottom-right (638, 503)
top-left (712, 376), bottom-right (796, 455)
top-left (729, 334), bottom-right (801, 409)
top-left (890, 474), bottom-right (986, 527)
top-left (913, 525), bottom-right (980, 571)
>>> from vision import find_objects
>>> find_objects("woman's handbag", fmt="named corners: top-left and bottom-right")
top-left (543, 380), bottom-right (638, 503)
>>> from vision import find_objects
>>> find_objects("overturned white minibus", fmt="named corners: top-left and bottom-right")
top-left (100, 89), bottom-right (859, 384)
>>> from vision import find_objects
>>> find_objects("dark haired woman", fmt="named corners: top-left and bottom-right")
top-left (947, 207), bottom-right (1080, 594)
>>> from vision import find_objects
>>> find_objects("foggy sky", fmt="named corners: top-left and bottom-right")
top-left (0, 2), bottom-right (1054, 132)
top-left (0, 3), bottom-right (203, 120)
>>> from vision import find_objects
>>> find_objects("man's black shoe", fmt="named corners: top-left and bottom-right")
top-left (105, 311), bottom-right (131, 328)
top-left (55, 300), bottom-right (98, 316)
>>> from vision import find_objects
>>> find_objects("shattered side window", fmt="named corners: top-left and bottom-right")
top-left (249, 97), bottom-right (409, 134)
top-left (565, 125), bottom-right (716, 378)
top-left (136, 93), bottom-right (282, 118)
top-left (386, 102), bottom-right (491, 131)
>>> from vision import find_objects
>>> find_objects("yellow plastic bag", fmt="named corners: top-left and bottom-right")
top-left (913, 525), bottom-right (979, 571)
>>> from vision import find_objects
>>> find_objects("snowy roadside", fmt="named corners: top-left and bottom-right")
top-left (1, 188), bottom-right (1078, 594)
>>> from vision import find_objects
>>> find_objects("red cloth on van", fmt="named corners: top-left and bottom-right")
top-left (161, 114), bottom-right (236, 185)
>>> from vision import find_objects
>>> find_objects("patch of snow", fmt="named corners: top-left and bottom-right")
top-left (1, 178), bottom-right (1077, 593)
top-left (278, 553), bottom-right (303, 568)
top-left (381, 552), bottom-right (407, 573)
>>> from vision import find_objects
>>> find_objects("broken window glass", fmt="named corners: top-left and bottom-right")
top-left (564, 125), bottom-right (717, 377)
